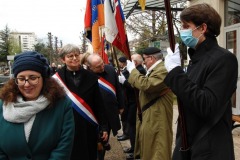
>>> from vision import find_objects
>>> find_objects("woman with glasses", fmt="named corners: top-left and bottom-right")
top-left (56, 44), bottom-right (108, 160)
top-left (0, 51), bottom-right (75, 159)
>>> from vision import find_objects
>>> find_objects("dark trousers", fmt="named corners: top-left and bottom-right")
top-left (129, 123), bottom-right (136, 150)
top-left (121, 107), bottom-right (130, 136)
top-left (122, 121), bottom-right (130, 136)
top-left (97, 149), bottom-right (105, 160)
top-left (128, 102), bottom-right (137, 150)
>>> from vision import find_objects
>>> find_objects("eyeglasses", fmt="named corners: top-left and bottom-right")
top-left (66, 54), bottom-right (80, 60)
top-left (15, 76), bottom-right (41, 86)
top-left (143, 56), bottom-right (152, 61)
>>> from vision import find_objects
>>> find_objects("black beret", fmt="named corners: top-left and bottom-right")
top-left (143, 47), bottom-right (161, 55)
top-left (118, 56), bottom-right (127, 63)
top-left (12, 51), bottom-right (51, 78)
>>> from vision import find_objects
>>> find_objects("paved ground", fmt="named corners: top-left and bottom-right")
top-left (105, 122), bottom-right (130, 160)
top-left (105, 105), bottom-right (240, 160)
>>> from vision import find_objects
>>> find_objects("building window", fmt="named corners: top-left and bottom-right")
top-left (225, 0), bottom-right (240, 26)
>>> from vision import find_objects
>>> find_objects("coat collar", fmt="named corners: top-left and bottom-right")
top-left (57, 66), bottom-right (98, 95)
top-left (188, 37), bottom-right (218, 63)
top-left (146, 61), bottom-right (164, 77)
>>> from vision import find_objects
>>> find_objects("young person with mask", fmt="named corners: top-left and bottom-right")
top-left (164, 3), bottom-right (238, 160)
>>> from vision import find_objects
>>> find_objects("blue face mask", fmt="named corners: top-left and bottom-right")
top-left (180, 27), bottom-right (202, 48)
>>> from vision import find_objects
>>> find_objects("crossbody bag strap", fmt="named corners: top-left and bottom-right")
top-left (141, 88), bottom-right (171, 113)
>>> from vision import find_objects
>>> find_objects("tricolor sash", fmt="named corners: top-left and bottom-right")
top-left (98, 77), bottom-right (116, 97)
top-left (53, 73), bottom-right (98, 126)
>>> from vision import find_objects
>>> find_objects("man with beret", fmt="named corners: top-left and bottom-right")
top-left (125, 47), bottom-right (174, 160)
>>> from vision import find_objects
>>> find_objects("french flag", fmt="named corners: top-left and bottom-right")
top-left (104, 0), bottom-right (131, 59)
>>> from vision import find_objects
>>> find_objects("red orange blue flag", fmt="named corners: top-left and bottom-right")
top-left (84, 0), bottom-right (104, 53)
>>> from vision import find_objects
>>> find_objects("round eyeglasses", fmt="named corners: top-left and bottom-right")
top-left (15, 76), bottom-right (41, 86)
top-left (66, 54), bottom-right (80, 60)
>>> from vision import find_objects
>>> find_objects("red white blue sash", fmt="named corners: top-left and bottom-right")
top-left (53, 73), bottom-right (98, 126)
top-left (98, 77), bottom-right (116, 97)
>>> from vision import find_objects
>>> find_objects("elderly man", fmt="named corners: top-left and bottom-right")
top-left (124, 48), bottom-right (174, 160)
top-left (87, 54), bottom-right (125, 160)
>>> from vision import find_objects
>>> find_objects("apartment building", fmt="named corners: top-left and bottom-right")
top-left (10, 32), bottom-right (38, 52)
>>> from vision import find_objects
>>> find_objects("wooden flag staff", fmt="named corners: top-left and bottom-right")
top-left (110, 44), bottom-right (121, 75)
top-left (164, 0), bottom-right (190, 159)
top-left (164, 0), bottom-right (175, 52)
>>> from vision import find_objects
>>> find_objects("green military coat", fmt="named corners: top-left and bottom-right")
top-left (128, 61), bottom-right (173, 160)
top-left (0, 97), bottom-right (74, 160)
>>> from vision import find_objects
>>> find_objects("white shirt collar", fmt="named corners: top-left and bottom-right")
top-left (146, 59), bottom-right (162, 76)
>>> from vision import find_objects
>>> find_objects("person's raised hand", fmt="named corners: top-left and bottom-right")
top-left (126, 60), bottom-right (135, 73)
top-left (164, 43), bottom-right (181, 72)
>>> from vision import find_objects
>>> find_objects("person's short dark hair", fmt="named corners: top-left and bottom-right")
top-left (180, 3), bottom-right (221, 38)
top-left (143, 47), bottom-right (161, 55)
top-left (118, 56), bottom-right (127, 63)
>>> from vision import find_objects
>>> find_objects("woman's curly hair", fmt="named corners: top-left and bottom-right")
top-left (0, 77), bottom-right (66, 106)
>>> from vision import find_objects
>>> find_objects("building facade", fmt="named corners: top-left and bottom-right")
top-left (10, 32), bottom-right (38, 52)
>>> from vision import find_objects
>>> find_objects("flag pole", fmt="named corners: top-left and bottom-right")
top-left (164, 0), bottom-right (190, 159)
top-left (111, 44), bottom-right (121, 75)
top-left (110, 44), bottom-right (115, 67)
top-left (164, 0), bottom-right (175, 52)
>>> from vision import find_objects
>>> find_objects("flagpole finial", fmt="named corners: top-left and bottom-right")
top-left (138, 0), bottom-right (146, 11)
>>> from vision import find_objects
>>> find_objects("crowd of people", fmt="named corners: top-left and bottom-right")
top-left (0, 3), bottom-right (238, 160)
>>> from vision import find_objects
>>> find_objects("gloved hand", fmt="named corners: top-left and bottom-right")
top-left (126, 60), bottom-right (135, 73)
top-left (118, 73), bottom-right (126, 84)
top-left (164, 43), bottom-right (181, 72)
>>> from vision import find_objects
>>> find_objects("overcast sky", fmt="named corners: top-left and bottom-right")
top-left (0, 0), bottom-right (87, 45)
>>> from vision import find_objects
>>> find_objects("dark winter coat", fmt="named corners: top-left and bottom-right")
top-left (165, 37), bottom-right (238, 160)
top-left (122, 64), bottom-right (146, 125)
top-left (57, 66), bottom-right (108, 160)
top-left (96, 65), bottom-right (125, 136)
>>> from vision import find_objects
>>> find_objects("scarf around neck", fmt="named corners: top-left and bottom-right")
top-left (2, 95), bottom-right (50, 142)
top-left (3, 95), bottom-right (50, 123)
